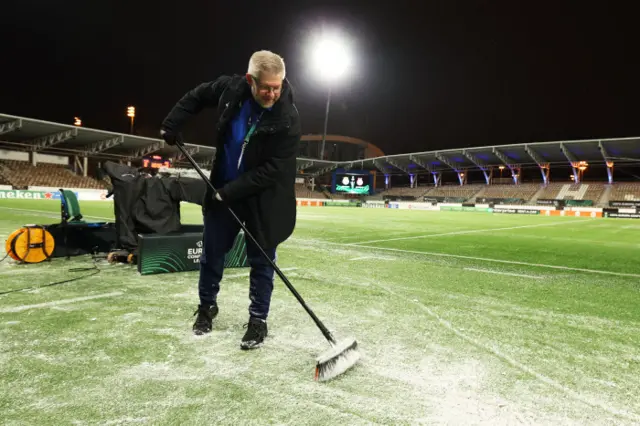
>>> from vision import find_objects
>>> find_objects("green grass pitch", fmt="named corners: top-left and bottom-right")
top-left (1, 199), bottom-right (639, 425)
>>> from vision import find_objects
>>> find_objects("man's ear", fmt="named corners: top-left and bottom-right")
top-left (246, 73), bottom-right (253, 84)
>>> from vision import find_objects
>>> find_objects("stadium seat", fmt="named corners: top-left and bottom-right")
top-left (0, 160), bottom-right (105, 189)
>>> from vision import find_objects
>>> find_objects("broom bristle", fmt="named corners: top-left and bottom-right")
top-left (314, 338), bottom-right (360, 382)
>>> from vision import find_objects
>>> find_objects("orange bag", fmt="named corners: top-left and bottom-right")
top-left (4, 225), bottom-right (55, 263)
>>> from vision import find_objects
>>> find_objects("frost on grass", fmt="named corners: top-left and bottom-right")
top-left (2, 204), bottom-right (640, 424)
top-left (372, 357), bottom-right (521, 425)
top-left (121, 312), bottom-right (143, 323)
top-left (101, 418), bottom-right (150, 425)
top-left (27, 396), bottom-right (71, 412)
top-left (120, 361), bottom-right (202, 382)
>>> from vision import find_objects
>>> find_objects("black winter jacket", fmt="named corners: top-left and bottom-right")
top-left (161, 75), bottom-right (300, 249)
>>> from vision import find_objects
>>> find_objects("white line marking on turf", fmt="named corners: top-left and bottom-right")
top-left (464, 267), bottom-right (544, 280)
top-left (373, 282), bottom-right (640, 423)
top-left (0, 206), bottom-right (112, 221)
top-left (349, 256), bottom-right (384, 261)
top-left (0, 292), bottom-right (123, 313)
top-left (345, 244), bottom-right (640, 278)
top-left (223, 267), bottom-right (298, 280)
top-left (346, 219), bottom-right (592, 245)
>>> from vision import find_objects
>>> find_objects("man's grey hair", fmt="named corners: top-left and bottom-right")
top-left (247, 50), bottom-right (286, 79)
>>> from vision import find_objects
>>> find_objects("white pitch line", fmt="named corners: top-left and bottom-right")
top-left (373, 282), bottom-right (640, 423)
top-left (349, 256), bottom-right (379, 261)
top-left (345, 219), bottom-right (592, 246)
top-left (0, 206), bottom-right (112, 221)
top-left (0, 291), bottom-right (123, 313)
top-left (222, 267), bottom-right (298, 280)
top-left (464, 267), bottom-right (544, 280)
top-left (343, 244), bottom-right (640, 278)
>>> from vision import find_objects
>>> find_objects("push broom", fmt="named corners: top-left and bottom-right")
top-left (175, 142), bottom-right (360, 381)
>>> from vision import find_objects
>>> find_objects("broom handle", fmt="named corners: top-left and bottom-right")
top-left (175, 142), bottom-right (337, 345)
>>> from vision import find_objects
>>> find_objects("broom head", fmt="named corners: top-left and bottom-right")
top-left (314, 338), bottom-right (360, 382)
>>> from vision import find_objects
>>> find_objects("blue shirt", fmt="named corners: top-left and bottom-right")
top-left (221, 98), bottom-right (269, 183)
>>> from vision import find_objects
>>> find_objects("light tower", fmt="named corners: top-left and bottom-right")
top-left (127, 106), bottom-right (136, 134)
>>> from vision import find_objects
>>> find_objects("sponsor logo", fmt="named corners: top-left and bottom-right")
top-left (0, 189), bottom-right (72, 200)
top-left (494, 208), bottom-right (540, 215)
top-left (187, 240), bottom-right (203, 262)
top-left (440, 206), bottom-right (491, 212)
top-left (605, 212), bottom-right (640, 219)
top-left (610, 201), bottom-right (640, 207)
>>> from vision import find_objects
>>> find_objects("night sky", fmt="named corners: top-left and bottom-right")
top-left (2, 1), bottom-right (639, 156)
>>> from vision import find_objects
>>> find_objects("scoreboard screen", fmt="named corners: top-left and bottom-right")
top-left (334, 174), bottom-right (370, 194)
top-left (142, 155), bottom-right (171, 169)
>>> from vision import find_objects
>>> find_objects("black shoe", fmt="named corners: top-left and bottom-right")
top-left (240, 317), bottom-right (268, 350)
top-left (192, 304), bottom-right (218, 335)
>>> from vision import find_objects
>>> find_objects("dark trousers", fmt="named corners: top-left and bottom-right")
top-left (198, 206), bottom-right (277, 320)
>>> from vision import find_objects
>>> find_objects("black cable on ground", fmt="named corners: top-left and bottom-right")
top-left (0, 255), bottom-right (103, 296)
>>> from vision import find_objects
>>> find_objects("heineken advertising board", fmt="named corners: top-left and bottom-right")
top-left (439, 206), bottom-right (492, 213)
top-left (0, 189), bottom-right (75, 200)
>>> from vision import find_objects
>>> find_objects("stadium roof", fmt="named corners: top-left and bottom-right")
top-left (0, 113), bottom-right (335, 173)
top-left (1, 113), bottom-right (639, 176)
top-left (0, 113), bottom-right (216, 167)
top-left (346, 137), bottom-right (640, 175)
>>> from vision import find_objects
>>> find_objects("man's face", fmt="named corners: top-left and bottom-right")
top-left (248, 71), bottom-right (283, 109)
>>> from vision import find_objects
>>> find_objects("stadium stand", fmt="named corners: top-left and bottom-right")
top-left (295, 183), bottom-right (313, 199)
top-left (535, 183), bottom-right (565, 200)
top-left (422, 184), bottom-right (485, 201)
top-left (0, 163), bottom-right (11, 186)
top-left (479, 183), bottom-right (540, 201)
top-left (535, 182), bottom-right (605, 203)
top-left (0, 160), bottom-right (104, 189)
top-left (381, 186), bottom-right (430, 198)
top-left (581, 183), bottom-right (606, 204)
top-left (609, 182), bottom-right (640, 201)
top-left (320, 188), bottom-right (333, 199)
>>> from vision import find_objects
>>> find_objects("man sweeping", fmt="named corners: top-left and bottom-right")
top-left (160, 50), bottom-right (300, 349)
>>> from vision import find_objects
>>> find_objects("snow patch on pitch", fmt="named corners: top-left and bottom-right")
top-left (372, 358), bottom-right (523, 424)
top-left (120, 361), bottom-right (201, 382)
top-left (27, 396), bottom-right (71, 411)
top-left (357, 339), bottom-right (532, 424)
top-left (265, 293), bottom-right (531, 424)
top-left (98, 417), bottom-right (150, 425)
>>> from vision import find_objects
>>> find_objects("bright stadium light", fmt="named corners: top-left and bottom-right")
top-left (311, 34), bottom-right (352, 82)
top-left (126, 106), bottom-right (135, 134)
top-left (308, 30), bottom-right (353, 160)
